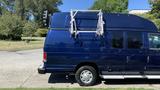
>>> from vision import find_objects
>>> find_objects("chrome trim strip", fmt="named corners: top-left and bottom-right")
top-left (100, 75), bottom-right (160, 79)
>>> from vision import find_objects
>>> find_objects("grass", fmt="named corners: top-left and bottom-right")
top-left (0, 39), bottom-right (44, 51)
top-left (0, 88), bottom-right (153, 90)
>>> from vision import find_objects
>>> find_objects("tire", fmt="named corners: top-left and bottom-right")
top-left (75, 66), bottom-right (97, 86)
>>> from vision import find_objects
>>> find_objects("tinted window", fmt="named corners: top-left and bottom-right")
top-left (149, 33), bottom-right (160, 49)
top-left (45, 30), bottom-right (74, 47)
top-left (111, 31), bottom-right (123, 48)
top-left (127, 32), bottom-right (143, 49)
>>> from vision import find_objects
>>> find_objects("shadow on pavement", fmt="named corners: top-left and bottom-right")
top-left (48, 74), bottom-right (76, 84)
top-left (48, 73), bottom-right (102, 85)
top-left (48, 74), bottom-right (160, 85)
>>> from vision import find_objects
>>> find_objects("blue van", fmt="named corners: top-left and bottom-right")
top-left (38, 10), bottom-right (160, 86)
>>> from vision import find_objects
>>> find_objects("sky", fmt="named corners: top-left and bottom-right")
top-left (59, 0), bottom-right (95, 12)
top-left (128, 0), bottom-right (151, 10)
top-left (59, 0), bottom-right (151, 12)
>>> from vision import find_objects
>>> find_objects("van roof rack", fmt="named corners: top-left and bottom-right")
top-left (70, 9), bottom-right (105, 37)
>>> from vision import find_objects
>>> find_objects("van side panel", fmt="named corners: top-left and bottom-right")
top-left (44, 30), bottom-right (106, 73)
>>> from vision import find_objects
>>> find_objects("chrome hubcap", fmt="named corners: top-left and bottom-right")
top-left (80, 70), bottom-right (93, 84)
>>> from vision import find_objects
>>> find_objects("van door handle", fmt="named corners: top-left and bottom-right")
top-left (126, 56), bottom-right (129, 63)
top-left (139, 51), bottom-right (143, 53)
top-left (84, 48), bottom-right (89, 51)
top-left (147, 56), bottom-right (150, 63)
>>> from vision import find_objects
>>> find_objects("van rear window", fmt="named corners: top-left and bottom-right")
top-left (50, 13), bottom-right (69, 28)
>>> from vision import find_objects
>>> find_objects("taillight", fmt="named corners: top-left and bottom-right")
top-left (43, 52), bottom-right (47, 62)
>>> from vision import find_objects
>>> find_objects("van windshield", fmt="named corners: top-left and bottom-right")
top-left (149, 33), bottom-right (160, 49)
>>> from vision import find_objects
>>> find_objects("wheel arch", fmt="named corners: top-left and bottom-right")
top-left (74, 62), bottom-right (99, 74)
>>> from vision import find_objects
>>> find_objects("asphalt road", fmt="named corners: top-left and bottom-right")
top-left (0, 49), bottom-right (160, 89)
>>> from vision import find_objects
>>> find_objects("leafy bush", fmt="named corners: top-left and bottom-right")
top-left (0, 14), bottom-right (24, 40)
top-left (35, 28), bottom-right (48, 37)
top-left (23, 21), bottom-right (38, 37)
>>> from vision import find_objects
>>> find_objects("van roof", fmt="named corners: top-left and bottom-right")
top-left (50, 12), bottom-right (158, 33)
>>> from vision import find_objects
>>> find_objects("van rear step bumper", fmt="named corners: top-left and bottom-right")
top-left (38, 64), bottom-right (46, 74)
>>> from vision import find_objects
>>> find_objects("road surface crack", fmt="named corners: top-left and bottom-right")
top-left (19, 71), bottom-right (35, 88)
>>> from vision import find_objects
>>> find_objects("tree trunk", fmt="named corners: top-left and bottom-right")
top-left (19, 0), bottom-right (25, 20)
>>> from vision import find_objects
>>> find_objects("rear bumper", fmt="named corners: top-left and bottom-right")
top-left (38, 63), bottom-right (46, 74)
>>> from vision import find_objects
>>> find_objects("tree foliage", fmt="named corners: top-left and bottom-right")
top-left (91, 0), bottom-right (128, 13)
top-left (0, 0), bottom-right (14, 14)
top-left (0, 0), bottom-right (62, 40)
top-left (147, 0), bottom-right (160, 31)
top-left (150, 0), bottom-right (160, 18)
top-left (15, 0), bottom-right (62, 27)
top-left (0, 13), bottom-right (24, 40)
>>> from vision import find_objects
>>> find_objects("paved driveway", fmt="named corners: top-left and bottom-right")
top-left (0, 49), bottom-right (160, 89)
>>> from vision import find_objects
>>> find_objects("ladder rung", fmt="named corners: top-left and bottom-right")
top-left (71, 9), bottom-right (101, 12)
top-left (76, 31), bottom-right (97, 33)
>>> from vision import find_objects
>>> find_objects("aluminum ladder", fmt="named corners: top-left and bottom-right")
top-left (70, 9), bottom-right (105, 37)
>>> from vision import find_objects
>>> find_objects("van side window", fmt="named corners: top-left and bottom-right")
top-left (127, 32), bottom-right (143, 49)
top-left (111, 31), bottom-right (123, 48)
top-left (149, 33), bottom-right (160, 49)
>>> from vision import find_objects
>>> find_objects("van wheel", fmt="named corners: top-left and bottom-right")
top-left (75, 66), bottom-right (97, 86)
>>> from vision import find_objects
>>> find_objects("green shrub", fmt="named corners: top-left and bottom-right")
top-left (23, 21), bottom-right (38, 37)
top-left (0, 14), bottom-right (24, 40)
top-left (35, 28), bottom-right (48, 37)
